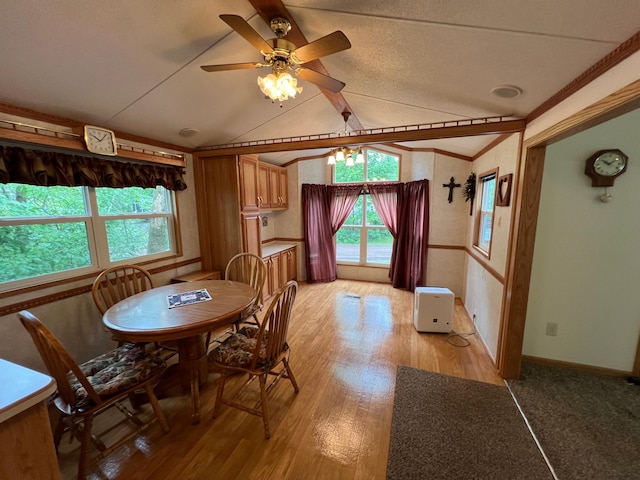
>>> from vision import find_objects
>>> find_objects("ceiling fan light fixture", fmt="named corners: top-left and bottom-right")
top-left (257, 71), bottom-right (302, 102)
top-left (355, 149), bottom-right (365, 164)
top-left (327, 152), bottom-right (336, 165)
top-left (335, 148), bottom-right (345, 162)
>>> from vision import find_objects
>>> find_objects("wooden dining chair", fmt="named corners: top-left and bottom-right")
top-left (208, 280), bottom-right (299, 439)
top-left (205, 253), bottom-right (267, 350)
top-left (92, 264), bottom-right (155, 316)
top-left (92, 264), bottom-right (177, 356)
top-left (18, 310), bottom-right (170, 480)
top-left (224, 252), bottom-right (267, 328)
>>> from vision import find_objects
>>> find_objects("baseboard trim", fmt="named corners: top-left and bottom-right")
top-left (521, 355), bottom-right (631, 378)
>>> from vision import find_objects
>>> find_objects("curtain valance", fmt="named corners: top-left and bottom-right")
top-left (0, 144), bottom-right (187, 191)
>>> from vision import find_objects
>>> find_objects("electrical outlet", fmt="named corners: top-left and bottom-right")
top-left (546, 322), bottom-right (558, 336)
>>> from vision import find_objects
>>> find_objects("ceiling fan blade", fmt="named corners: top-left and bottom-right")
top-left (294, 31), bottom-right (351, 63)
top-left (201, 62), bottom-right (262, 72)
top-left (220, 14), bottom-right (274, 54)
top-left (296, 68), bottom-right (345, 93)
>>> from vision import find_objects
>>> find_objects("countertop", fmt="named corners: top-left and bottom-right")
top-left (261, 241), bottom-right (297, 258)
top-left (0, 358), bottom-right (56, 423)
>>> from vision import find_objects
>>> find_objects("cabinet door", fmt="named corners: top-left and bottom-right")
top-left (268, 168), bottom-right (280, 207)
top-left (278, 251), bottom-right (288, 287)
top-left (262, 256), bottom-right (273, 300)
top-left (241, 213), bottom-right (262, 257)
top-left (238, 155), bottom-right (259, 212)
top-left (286, 247), bottom-right (297, 281)
top-left (278, 169), bottom-right (288, 208)
top-left (272, 253), bottom-right (282, 293)
top-left (258, 163), bottom-right (270, 209)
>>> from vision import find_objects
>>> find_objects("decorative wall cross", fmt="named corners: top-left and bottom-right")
top-left (442, 176), bottom-right (461, 203)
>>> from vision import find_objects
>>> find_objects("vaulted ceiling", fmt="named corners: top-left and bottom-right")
top-left (0, 1), bottom-right (638, 164)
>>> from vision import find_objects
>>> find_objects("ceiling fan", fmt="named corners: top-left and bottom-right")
top-left (201, 14), bottom-right (351, 97)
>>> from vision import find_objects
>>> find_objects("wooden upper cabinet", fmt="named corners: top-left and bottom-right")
top-left (258, 163), bottom-right (269, 209)
top-left (278, 168), bottom-right (288, 208)
top-left (238, 155), bottom-right (259, 213)
top-left (257, 161), bottom-right (288, 210)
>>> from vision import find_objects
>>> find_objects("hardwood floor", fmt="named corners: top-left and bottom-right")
top-left (56, 280), bottom-right (503, 479)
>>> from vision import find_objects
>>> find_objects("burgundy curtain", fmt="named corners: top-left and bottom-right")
top-left (368, 182), bottom-right (401, 275)
top-left (302, 183), bottom-right (361, 283)
top-left (0, 144), bottom-right (187, 190)
top-left (391, 180), bottom-right (429, 291)
top-left (330, 184), bottom-right (362, 234)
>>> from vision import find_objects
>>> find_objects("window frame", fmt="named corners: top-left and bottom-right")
top-left (333, 147), bottom-right (400, 267)
top-left (0, 184), bottom-right (180, 292)
top-left (473, 168), bottom-right (498, 258)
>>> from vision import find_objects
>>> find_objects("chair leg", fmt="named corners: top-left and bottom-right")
top-left (77, 415), bottom-right (93, 480)
top-left (283, 358), bottom-right (299, 393)
top-left (144, 384), bottom-right (169, 433)
top-left (212, 373), bottom-right (227, 418)
top-left (258, 374), bottom-right (271, 439)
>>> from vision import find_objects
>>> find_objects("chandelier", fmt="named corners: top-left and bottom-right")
top-left (327, 111), bottom-right (363, 167)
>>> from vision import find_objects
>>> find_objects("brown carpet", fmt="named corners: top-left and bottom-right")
top-left (386, 366), bottom-right (553, 479)
top-left (506, 361), bottom-right (640, 480)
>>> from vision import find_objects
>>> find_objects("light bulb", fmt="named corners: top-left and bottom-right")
top-left (335, 149), bottom-right (345, 161)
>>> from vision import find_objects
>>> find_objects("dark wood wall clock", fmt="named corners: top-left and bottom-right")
top-left (584, 149), bottom-right (628, 187)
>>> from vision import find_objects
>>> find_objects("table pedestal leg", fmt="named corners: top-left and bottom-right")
top-left (178, 335), bottom-right (208, 424)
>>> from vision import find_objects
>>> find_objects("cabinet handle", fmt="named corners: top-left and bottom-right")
top-left (257, 196), bottom-right (262, 206)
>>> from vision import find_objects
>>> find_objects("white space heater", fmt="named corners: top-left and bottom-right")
top-left (413, 287), bottom-right (454, 333)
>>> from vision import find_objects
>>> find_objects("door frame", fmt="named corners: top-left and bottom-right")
top-left (496, 79), bottom-right (640, 378)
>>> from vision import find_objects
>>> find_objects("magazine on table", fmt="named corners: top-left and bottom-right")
top-left (167, 288), bottom-right (212, 308)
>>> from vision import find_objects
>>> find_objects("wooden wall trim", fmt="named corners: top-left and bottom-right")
top-left (527, 78), bottom-right (640, 148)
top-left (472, 134), bottom-right (513, 160)
top-left (0, 126), bottom-right (186, 167)
top-left (0, 102), bottom-right (191, 155)
top-left (464, 247), bottom-right (505, 285)
top-left (195, 119), bottom-right (526, 156)
top-left (430, 244), bottom-right (465, 251)
top-left (498, 146), bottom-right (546, 379)
top-left (527, 30), bottom-right (640, 122)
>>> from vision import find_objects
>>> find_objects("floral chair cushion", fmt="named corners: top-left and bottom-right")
top-left (68, 343), bottom-right (166, 405)
top-left (209, 326), bottom-right (268, 368)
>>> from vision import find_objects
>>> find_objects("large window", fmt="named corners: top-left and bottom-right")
top-left (0, 184), bottom-right (176, 287)
top-left (473, 170), bottom-right (497, 256)
top-left (334, 148), bottom-right (399, 265)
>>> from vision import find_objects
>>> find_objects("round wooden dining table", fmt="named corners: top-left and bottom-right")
top-left (102, 279), bottom-right (256, 424)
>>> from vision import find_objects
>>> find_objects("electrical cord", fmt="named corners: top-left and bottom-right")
top-left (447, 321), bottom-right (477, 347)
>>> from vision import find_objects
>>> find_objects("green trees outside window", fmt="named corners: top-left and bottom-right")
top-left (333, 148), bottom-right (399, 266)
top-left (0, 184), bottom-right (175, 285)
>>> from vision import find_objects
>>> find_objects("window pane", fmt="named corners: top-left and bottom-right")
top-left (364, 195), bottom-right (384, 226)
top-left (343, 197), bottom-right (363, 226)
top-left (334, 161), bottom-right (365, 184)
top-left (96, 186), bottom-right (169, 215)
top-left (481, 177), bottom-right (496, 210)
top-left (0, 184), bottom-right (86, 217)
top-left (105, 217), bottom-right (170, 261)
top-left (479, 213), bottom-right (492, 251)
top-left (366, 228), bottom-right (393, 264)
top-left (366, 150), bottom-right (399, 182)
top-left (0, 223), bottom-right (91, 282)
top-left (336, 227), bottom-right (360, 262)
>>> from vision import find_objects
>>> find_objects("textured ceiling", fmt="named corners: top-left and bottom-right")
top-left (0, 1), bottom-right (638, 164)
